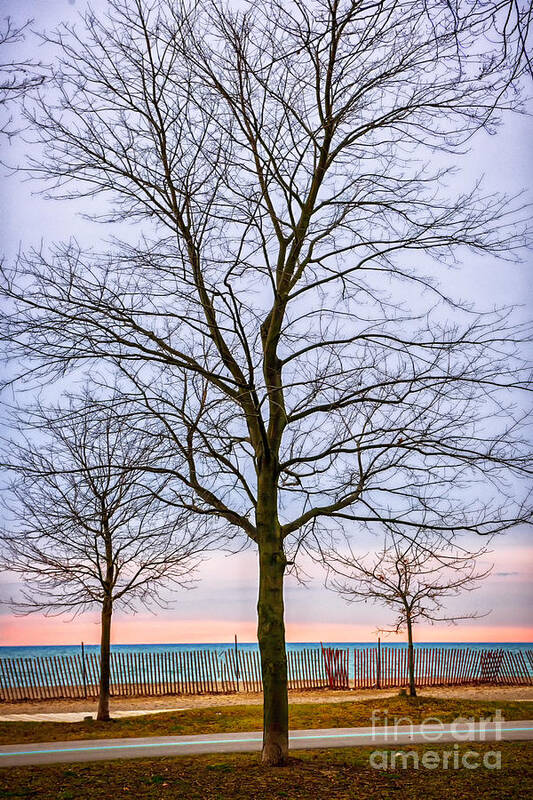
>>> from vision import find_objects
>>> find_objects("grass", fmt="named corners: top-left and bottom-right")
top-left (0, 742), bottom-right (531, 799)
top-left (0, 696), bottom-right (532, 745)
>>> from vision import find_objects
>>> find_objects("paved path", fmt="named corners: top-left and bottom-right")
top-left (1, 720), bottom-right (532, 767)
top-left (0, 708), bottom-right (183, 723)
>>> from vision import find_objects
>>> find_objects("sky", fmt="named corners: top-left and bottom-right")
top-left (0, 0), bottom-right (532, 646)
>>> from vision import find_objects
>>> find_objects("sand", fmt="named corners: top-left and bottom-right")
top-left (1, 684), bottom-right (532, 717)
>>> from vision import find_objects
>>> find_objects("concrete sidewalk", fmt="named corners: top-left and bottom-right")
top-left (0, 708), bottom-right (183, 723)
top-left (1, 720), bottom-right (532, 767)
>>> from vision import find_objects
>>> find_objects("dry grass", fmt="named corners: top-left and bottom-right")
top-left (0, 742), bottom-right (531, 799)
top-left (0, 695), bottom-right (532, 745)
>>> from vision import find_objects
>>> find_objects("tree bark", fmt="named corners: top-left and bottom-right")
top-left (256, 468), bottom-right (289, 766)
top-left (257, 542), bottom-right (288, 765)
top-left (406, 615), bottom-right (417, 697)
top-left (96, 594), bottom-right (113, 721)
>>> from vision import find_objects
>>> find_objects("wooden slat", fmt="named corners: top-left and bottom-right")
top-left (19, 659), bottom-right (34, 701)
top-left (71, 654), bottom-right (81, 697)
top-left (143, 652), bottom-right (150, 696)
top-left (457, 648), bottom-right (466, 685)
top-left (144, 653), bottom-right (151, 696)
top-left (8, 658), bottom-right (23, 700)
top-left (117, 651), bottom-right (125, 696)
top-left (199, 650), bottom-right (207, 693)
top-left (1, 659), bottom-right (14, 701)
top-left (139, 651), bottom-right (146, 696)
top-left (0, 659), bottom-right (13, 701)
top-left (126, 652), bottom-right (133, 696)
top-left (162, 651), bottom-right (168, 695)
top-left (150, 652), bottom-right (157, 696)
top-left (241, 651), bottom-right (248, 692)
top-left (72, 654), bottom-right (84, 698)
top-left (41, 657), bottom-right (54, 700)
top-left (206, 650), bottom-right (214, 693)
top-left (201, 649), bottom-right (208, 693)
top-left (62, 654), bottom-right (73, 698)
top-left (30, 658), bottom-right (43, 700)
top-left (25, 658), bottom-right (40, 700)
top-left (157, 651), bottom-right (164, 695)
top-left (185, 650), bottom-right (193, 695)
top-left (168, 651), bottom-right (174, 694)
top-left (288, 651), bottom-right (294, 690)
top-left (175, 651), bottom-right (182, 694)
top-left (129, 652), bottom-right (136, 696)
top-left (121, 651), bottom-right (129, 696)
top-left (44, 657), bottom-right (56, 700)
top-left (52, 656), bottom-right (65, 699)
top-left (136, 653), bottom-right (143, 696)
top-left (178, 650), bottom-right (185, 694)
top-left (91, 652), bottom-right (100, 697)
top-left (153, 652), bottom-right (160, 695)
top-left (162, 650), bottom-right (168, 694)
top-left (129, 651), bottom-right (135, 696)
top-left (112, 652), bottom-right (119, 696)
top-left (178, 651), bottom-right (185, 694)
top-left (186, 650), bottom-right (193, 694)
top-left (254, 650), bottom-right (262, 692)
top-left (206, 650), bottom-right (215, 694)
top-left (191, 650), bottom-right (199, 694)
top-left (63, 655), bottom-right (75, 698)
top-left (20, 659), bottom-right (34, 700)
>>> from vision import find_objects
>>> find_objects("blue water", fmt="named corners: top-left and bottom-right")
top-left (1, 641), bottom-right (530, 660)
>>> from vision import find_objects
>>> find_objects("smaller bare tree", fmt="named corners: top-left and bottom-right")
top-left (325, 531), bottom-right (492, 697)
top-left (0, 394), bottom-right (210, 721)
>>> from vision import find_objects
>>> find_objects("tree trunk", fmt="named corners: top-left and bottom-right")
top-left (406, 615), bottom-right (417, 698)
top-left (256, 467), bottom-right (289, 766)
top-left (257, 540), bottom-right (288, 765)
top-left (97, 595), bottom-right (113, 721)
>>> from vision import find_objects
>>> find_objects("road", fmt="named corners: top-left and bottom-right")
top-left (0, 720), bottom-right (532, 766)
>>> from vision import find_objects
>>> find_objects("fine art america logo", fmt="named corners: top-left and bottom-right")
top-left (369, 709), bottom-right (504, 770)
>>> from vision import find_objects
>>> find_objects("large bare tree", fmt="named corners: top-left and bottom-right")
top-left (1, 0), bottom-right (532, 763)
top-left (0, 394), bottom-right (208, 721)
top-left (325, 530), bottom-right (492, 697)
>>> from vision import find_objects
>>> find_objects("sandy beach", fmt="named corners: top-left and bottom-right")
top-left (1, 684), bottom-right (531, 717)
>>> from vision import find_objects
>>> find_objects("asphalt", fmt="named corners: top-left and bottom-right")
top-left (0, 720), bottom-right (532, 766)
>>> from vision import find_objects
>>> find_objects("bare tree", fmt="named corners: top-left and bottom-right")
top-left (0, 0), bottom-right (532, 763)
top-left (0, 394), bottom-right (208, 721)
top-left (325, 531), bottom-right (492, 696)
top-left (0, 18), bottom-right (45, 137)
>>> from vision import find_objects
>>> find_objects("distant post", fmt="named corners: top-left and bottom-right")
top-left (376, 637), bottom-right (381, 690)
top-left (235, 634), bottom-right (239, 693)
top-left (81, 641), bottom-right (87, 699)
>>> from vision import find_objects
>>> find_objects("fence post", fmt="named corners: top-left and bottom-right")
top-left (81, 642), bottom-right (87, 699)
top-left (234, 634), bottom-right (239, 693)
top-left (376, 638), bottom-right (381, 689)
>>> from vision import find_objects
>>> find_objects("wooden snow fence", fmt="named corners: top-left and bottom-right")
top-left (352, 646), bottom-right (533, 689)
top-left (1, 646), bottom-right (531, 702)
top-left (0, 646), bottom-right (329, 702)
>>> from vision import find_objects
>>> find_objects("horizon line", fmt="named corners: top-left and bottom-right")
top-left (2, 640), bottom-right (532, 648)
